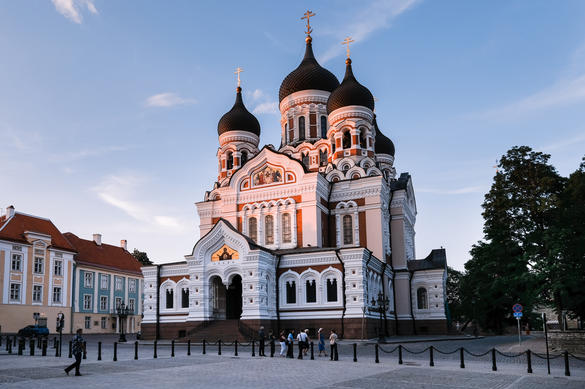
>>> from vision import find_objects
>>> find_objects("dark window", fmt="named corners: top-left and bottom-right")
top-left (241, 151), bottom-right (248, 166)
top-left (282, 213), bottom-right (292, 243)
top-left (343, 130), bottom-right (351, 149)
top-left (265, 215), bottom-right (274, 245)
top-left (166, 290), bottom-right (174, 309)
top-left (286, 281), bottom-right (296, 304)
top-left (284, 123), bottom-right (288, 142)
top-left (298, 116), bottom-right (306, 140)
top-left (327, 279), bottom-right (338, 302)
top-left (319, 149), bottom-right (328, 166)
top-left (306, 280), bottom-right (316, 303)
top-left (226, 152), bottom-right (233, 170)
top-left (343, 215), bottom-right (353, 245)
top-left (331, 137), bottom-right (336, 152)
top-left (181, 288), bottom-right (189, 308)
top-left (249, 217), bottom-right (257, 242)
top-left (359, 129), bottom-right (367, 148)
top-left (302, 153), bottom-right (309, 168)
top-left (309, 113), bottom-right (317, 137)
top-left (321, 116), bottom-right (327, 138)
top-left (417, 288), bottom-right (428, 309)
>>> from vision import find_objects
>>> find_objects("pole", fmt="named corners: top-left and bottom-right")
top-left (188, 339), bottom-right (191, 356)
top-left (113, 342), bottom-right (117, 361)
top-left (543, 313), bottom-right (550, 375)
top-left (134, 341), bottom-right (138, 360)
top-left (171, 339), bottom-right (175, 357)
top-left (375, 344), bottom-right (379, 363)
top-left (234, 340), bottom-right (238, 356)
top-left (517, 317), bottom-right (521, 345)
top-left (98, 341), bottom-right (102, 360)
top-left (353, 343), bottom-right (357, 362)
top-left (153, 340), bottom-right (157, 359)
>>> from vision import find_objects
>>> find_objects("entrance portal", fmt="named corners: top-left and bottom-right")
top-left (226, 274), bottom-right (242, 319)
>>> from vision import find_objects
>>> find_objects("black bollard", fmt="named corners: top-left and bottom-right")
top-left (134, 341), bottom-right (138, 360)
top-left (429, 346), bottom-right (434, 367)
top-left (218, 339), bottom-right (221, 355)
top-left (202, 339), bottom-right (206, 354)
top-left (564, 351), bottom-right (570, 377)
top-left (234, 340), bottom-right (238, 356)
top-left (526, 350), bottom-right (532, 374)
top-left (18, 339), bottom-right (23, 355)
top-left (98, 341), bottom-right (102, 360)
top-left (187, 339), bottom-right (191, 356)
top-left (171, 339), bottom-right (175, 357)
top-left (310, 341), bottom-right (314, 360)
top-left (113, 342), bottom-right (118, 362)
top-left (42, 339), bottom-right (47, 356)
top-left (30, 339), bottom-right (35, 356)
top-left (83, 342), bottom-right (87, 359)
top-left (459, 347), bottom-right (465, 369)
top-left (252, 340), bottom-right (255, 357)
top-left (353, 343), bottom-right (357, 362)
top-left (68, 340), bottom-right (72, 358)
top-left (491, 348), bottom-right (497, 371)
top-left (154, 340), bottom-right (157, 359)
top-left (54, 340), bottom-right (58, 357)
top-left (398, 345), bottom-right (403, 365)
top-left (375, 344), bottom-right (379, 364)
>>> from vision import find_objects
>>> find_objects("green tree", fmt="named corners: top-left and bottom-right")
top-left (132, 249), bottom-right (153, 266)
top-left (446, 266), bottom-right (463, 323)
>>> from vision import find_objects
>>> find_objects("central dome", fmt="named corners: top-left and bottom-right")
top-left (327, 58), bottom-right (374, 114)
top-left (217, 87), bottom-right (261, 136)
top-left (279, 38), bottom-right (340, 102)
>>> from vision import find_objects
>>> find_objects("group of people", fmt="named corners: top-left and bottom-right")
top-left (262, 327), bottom-right (338, 361)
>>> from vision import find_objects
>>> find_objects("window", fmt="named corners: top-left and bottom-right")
top-left (115, 297), bottom-right (122, 309)
top-left (33, 285), bottom-right (42, 303)
top-left (265, 215), bottom-right (274, 245)
top-left (84, 272), bottom-right (93, 288)
top-left (53, 287), bottom-right (62, 304)
top-left (10, 283), bottom-right (21, 301)
top-left (34, 256), bottom-right (44, 274)
top-left (181, 289), bottom-right (189, 308)
top-left (53, 260), bottom-right (62, 276)
top-left (249, 217), bottom-right (257, 242)
top-left (417, 288), bottom-right (428, 310)
top-left (306, 280), bottom-right (316, 303)
top-left (115, 277), bottom-right (123, 291)
top-left (343, 215), bottom-right (353, 245)
top-left (286, 281), bottom-right (296, 304)
top-left (11, 253), bottom-right (22, 271)
top-left (83, 295), bottom-right (92, 310)
top-left (84, 316), bottom-right (91, 329)
top-left (282, 213), bottom-right (292, 243)
top-left (129, 298), bottom-right (135, 312)
top-left (285, 123), bottom-right (289, 142)
top-left (129, 279), bottom-right (136, 293)
top-left (100, 296), bottom-right (108, 311)
top-left (330, 137), bottom-right (336, 152)
top-left (321, 116), bottom-right (327, 138)
top-left (100, 274), bottom-right (109, 290)
top-left (302, 152), bottom-right (309, 168)
top-left (359, 129), bottom-right (367, 148)
top-left (327, 279), bottom-right (338, 302)
top-left (241, 151), bottom-right (248, 166)
top-left (343, 130), bottom-right (351, 149)
top-left (298, 116), bottom-right (306, 140)
top-left (226, 151), bottom-right (233, 170)
top-left (319, 149), bottom-right (328, 167)
top-left (166, 290), bottom-right (174, 309)
top-left (101, 317), bottom-right (107, 329)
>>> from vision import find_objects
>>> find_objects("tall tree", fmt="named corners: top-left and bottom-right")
top-left (446, 266), bottom-right (464, 323)
top-left (132, 249), bottom-right (153, 266)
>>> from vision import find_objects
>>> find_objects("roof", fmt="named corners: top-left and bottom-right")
top-left (0, 212), bottom-right (76, 252)
top-left (217, 86), bottom-right (261, 136)
top-left (390, 172), bottom-right (411, 191)
top-left (327, 58), bottom-right (374, 114)
top-left (63, 232), bottom-right (142, 275)
top-left (373, 114), bottom-right (395, 157)
top-left (407, 248), bottom-right (447, 271)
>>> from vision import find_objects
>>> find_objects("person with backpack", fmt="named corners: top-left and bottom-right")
top-left (64, 329), bottom-right (85, 376)
top-left (329, 329), bottom-right (338, 361)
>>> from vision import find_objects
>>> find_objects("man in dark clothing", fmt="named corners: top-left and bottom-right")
top-left (65, 329), bottom-right (85, 376)
top-left (258, 326), bottom-right (266, 356)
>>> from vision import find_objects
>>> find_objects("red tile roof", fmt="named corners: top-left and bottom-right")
top-left (0, 213), bottom-right (76, 252)
top-left (63, 233), bottom-right (142, 275)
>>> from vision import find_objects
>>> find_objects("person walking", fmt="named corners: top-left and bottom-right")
top-left (268, 329), bottom-right (275, 357)
top-left (296, 329), bottom-right (304, 359)
top-left (279, 331), bottom-right (287, 357)
top-left (286, 330), bottom-right (295, 358)
top-left (329, 329), bottom-right (338, 361)
top-left (317, 328), bottom-right (327, 357)
top-left (301, 329), bottom-right (310, 355)
top-left (64, 329), bottom-right (85, 376)
top-left (258, 326), bottom-right (266, 356)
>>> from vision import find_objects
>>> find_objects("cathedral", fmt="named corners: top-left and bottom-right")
top-left (141, 14), bottom-right (448, 340)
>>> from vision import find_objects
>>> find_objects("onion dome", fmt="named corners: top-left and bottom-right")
top-left (279, 37), bottom-right (340, 102)
top-left (327, 58), bottom-right (374, 114)
top-left (217, 87), bottom-right (260, 136)
top-left (373, 114), bottom-right (395, 156)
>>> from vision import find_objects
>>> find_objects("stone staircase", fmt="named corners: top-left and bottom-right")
top-left (186, 320), bottom-right (251, 342)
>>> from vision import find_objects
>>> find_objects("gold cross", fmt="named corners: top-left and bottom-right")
top-left (234, 67), bottom-right (243, 88)
top-left (342, 36), bottom-right (355, 58)
top-left (301, 10), bottom-right (315, 36)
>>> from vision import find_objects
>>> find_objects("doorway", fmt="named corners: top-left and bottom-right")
top-left (226, 274), bottom-right (242, 319)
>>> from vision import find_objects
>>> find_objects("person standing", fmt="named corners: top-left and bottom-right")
top-left (317, 328), bottom-right (327, 357)
top-left (296, 330), bottom-right (304, 359)
top-left (279, 331), bottom-right (287, 357)
top-left (286, 330), bottom-right (295, 358)
top-left (258, 326), bottom-right (266, 356)
top-left (329, 329), bottom-right (338, 361)
top-left (268, 329), bottom-right (275, 357)
top-left (64, 329), bottom-right (85, 376)
top-left (302, 329), bottom-right (310, 355)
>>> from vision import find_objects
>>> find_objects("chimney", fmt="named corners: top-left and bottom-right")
top-left (120, 239), bottom-right (127, 251)
top-left (6, 205), bottom-right (15, 218)
top-left (93, 234), bottom-right (102, 246)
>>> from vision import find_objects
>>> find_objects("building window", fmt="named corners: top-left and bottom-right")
top-left (343, 215), bottom-right (353, 245)
top-left (327, 279), bottom-right (338, 302)
top-left (249, 217), bottom-right (257, 242)
top-left (319, 149), bottom-right (328, 167)
top-left (83, 295), bottom-right (92, 310)
top-left (53, 260), bottom-right (62, 276)
top-left (306, 280), bottom-right (316, 303)
top-left (10, 283), bottom-right (21, 301)
top-left (265, 215), bottom-right (274, 245)
top-left (330, 137), bottom-right (336, 152)
top-left (359, 129), bottom-right (367, 148)
top-left (241, 151), bottom-right (248, 166)
top-left (33, 285), bottom-right (42, 303)
top-left (284, 123), bottom-right (288, 142)
top-left (226, 151), bottom-right (233, 170)
top-left (128, 279), bottom-right (136, 293)
top-left (302, 152), bottom-right (309, 168)
top-left (166, 290), bottom-right (174, 309)
top-left (34, 257), bottom-right (44, 274)
top-left (53, 287), bottom-right (62, 304)
top-left (181, 289), bottom-right (189, 308)
top-left (321, 116), bottom-right (327, 138)
top-left (100, 296), bottom-right (108, 311)
top-left (298, 116), bottom-right (305, 140)
top-left (101, 317), bottom-right (107, 329)
top-left (84, 272), bottom-right (93, 288)
top-left (100, 275), bottom-right (109, 290)
top-left (115, 277), bottom-right (123, 291)
top-left (417, 288), bottom-right (428, 310)
top-left (115, 297), bottom-right (122, 309)
top-left (11, 253), bottom-right (22, 271)
top-left (286, 281), bottom-right (296, 304)
top-left (343, 130), bottom-right (351, 149)
top-left (129, 298), bottom-right (135, 312)
top-left (84, 316), bottom-right (91, 329)
top-left (282, 213), bottom-right (292, 243)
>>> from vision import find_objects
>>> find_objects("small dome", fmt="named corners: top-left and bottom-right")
top-left (373, 114), bottom-right (395, 156)
top-left (217, 87), bottom-right (261, 136)
top-left (279, 38), bottom-right (340, 102)
top-left (327, 58), bottom-right (374, 114)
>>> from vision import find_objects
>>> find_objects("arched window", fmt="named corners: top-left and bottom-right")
top-left (241, 151), bottom-right (248, 166)
top-left (181, 288), bottom-right (189, 308)
top-left (302, 152), bottom-right (309, 168)
top-left (330, 137), bottom-right (336, 152)
top-left (285, 123), bottom-right (288, 143)
top-left (327, 278), bottom-right (338, 302)
top-left (343, 215), bottom-right (353, 245)
top-left (249, 217), bottom-right (257, 242)
top-left (306, 280), bottom-right (316, 303)
top-left (286, 280), bottom-right (296, 304)
top-left (298, 116), bottom-right (306, 140)
top-left (226, 151), bottom-right (233, 170)
top-left (319, 149), bottom-right (328, 166)
top-left (342, 130), bottom-right (351, 149)
top-left (282, 213), bottom-right (292, 243)
top-left (417, 288), bottom-right (428, 309)
top-left (265, 215), bottom-right (274, 245)
top-left (166, 289), bottom-right (174, 309)
top-left (320, 116), bottom-right (327, 138)
top-left (359, 129), bottom-right (367, 148)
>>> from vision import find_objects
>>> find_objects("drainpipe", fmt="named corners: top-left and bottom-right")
top-left (156, 264), bottom-right (161, 340)
top-left (70, 262), bottom-right (76, 334)
top-left (275, 254), bottom-right (282, 334)
top-left (408, 270), bottom-right (417, 335)
top-left (334, 250), bottom-right (347, 339)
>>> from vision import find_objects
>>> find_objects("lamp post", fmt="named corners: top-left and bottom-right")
top-left (116, 302), bottom-right (130, 343)
top-left (370, 292), bottom-right (389, 342)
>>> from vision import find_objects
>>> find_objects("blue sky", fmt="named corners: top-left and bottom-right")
top-left (1, 1), bottom-right (584, 270)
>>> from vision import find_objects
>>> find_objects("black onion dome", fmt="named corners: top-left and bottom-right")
top-left (279, 38), bottom-right (340, 102)
top-left (217, 87), bottom-right (261, 136)
top-left (327, 58), bottom-right (374, 114)
top-left (373, 114), bottom-right (395, 156)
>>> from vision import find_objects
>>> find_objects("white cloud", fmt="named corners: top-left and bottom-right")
top-left (51, 0), bottom-right (98, 24)
top-left (253, 101), bottom-right (279, 115)
top-left (540, 132), bottom-right (585, 152)
top-left (246, 89), bottom-right (265, 102)
top-left (418, 186), bottom-right (484, 195)
top-left (320, 0), bottom-right (420, 63)
top-left (50, 145), bottom-right (130, 162)
top-left (0, 125), bottom-right (42, 152)
top-left (145, 92), bottom-right (197, 108)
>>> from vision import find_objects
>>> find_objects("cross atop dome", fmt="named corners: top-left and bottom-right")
top-left (234, 66), bottom-right (243, 88)
top-left (301, 10), bottom-right (315, 41)
top-left (341, 36), bottom-right (354, 59)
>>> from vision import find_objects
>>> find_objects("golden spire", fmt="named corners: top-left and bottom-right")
top-left (341, 36), bottom-right (355, 59)
top-left (301, 10), bottom-right (316, 39)
top-left (234, 66), bottom-right (243, 88)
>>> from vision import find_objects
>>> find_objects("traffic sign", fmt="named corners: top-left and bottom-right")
top-left (513, 303), bottom-right (523, 313)
top-left (514, 312), bottom-right (523, 318)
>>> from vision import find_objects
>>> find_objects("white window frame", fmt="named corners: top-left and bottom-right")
top-left (115, 297), bottom-right (122, 309)
top-left (128, 279), bottom-right (136, 293)
top-left (100, 274), bottom-right (109, 290)
top-left (101, 317), bottom-right (107, 329)
top-left (32, 285), bottom-right (43, 303)
top-left (53, 260), bottom-right (63, 276)
top-left (84, 316), bottom-right (91, 329)
top-left (100, 296), bottom-right (108, 311)
top-left (53, 287), bottom-right (62, 304)
top-left (128, 298), bottom-right (135, 312)
top-left (11, 253), bottom-right (22, 271)
top-left (84, 272), bottom-right (93, 288)
top-left (10, 283), bottom-right (21, 302)
top-left (83, 294), bottom-right (92, 310)
top-left (115, 276), bottom-right (123, 291)
top-left (33, 256), bottom-right (44, 274)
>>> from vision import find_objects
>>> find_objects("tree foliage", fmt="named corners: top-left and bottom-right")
top-left (132, 249), bottom-right (153, 266)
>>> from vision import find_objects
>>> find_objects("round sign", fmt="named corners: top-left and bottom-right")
top-left (512, 303), bottom-right (523, 313)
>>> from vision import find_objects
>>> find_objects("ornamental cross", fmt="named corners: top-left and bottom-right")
top-left (301, 10), bottom-right (315, 36)
top-left (234, 67), bottom-right (243, 88)
top-left (342, 36), bottom-right (355, 58)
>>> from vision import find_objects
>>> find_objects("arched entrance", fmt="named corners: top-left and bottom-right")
top-left (226, 274), bottom-right (242, 319)
top-left (210, 276), bottom-right (226, 320)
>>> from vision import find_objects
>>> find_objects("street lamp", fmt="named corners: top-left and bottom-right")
top-left (116, 302), bottom-right (131, 343)
top-left (370, 292), bottom-right (389, 342)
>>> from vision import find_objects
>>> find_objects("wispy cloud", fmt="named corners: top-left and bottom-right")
top-left (49, 145), bottom-right (131, 162)
top-left (418, 186), bottom-right (484, 195)
top-left (540, 132), bottom-right (585, 152)
top-left (0, 125), bottom-right (42, 152)
top-left (253, 101), bottom-right (279, 115)
top-left (145, 92), bottom-right (197, 108)
top-left (51, 0), bottom-right (98, 24)
top-left (246, 89), bottom-right (265, 102)
top-left (320, 0), bottom-right (420, 63)
top-left (246, 88), bottom-right (279, 115)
